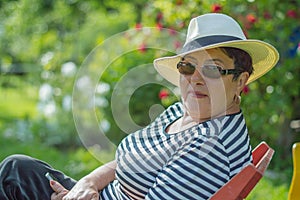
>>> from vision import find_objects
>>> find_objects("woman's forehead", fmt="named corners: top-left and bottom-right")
top-left (183, 48), bottom-right (231, 63)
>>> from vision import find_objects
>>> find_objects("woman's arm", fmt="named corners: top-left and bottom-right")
top-left (51, 160), bottom-right (116, 200)
top-left (84, 159), bottom-right (117, 191)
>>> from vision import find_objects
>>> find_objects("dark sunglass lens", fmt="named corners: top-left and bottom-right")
top-left (177, 62), bottom-right (195, 75)
top-left (202, 65), bottom-right (222, 78)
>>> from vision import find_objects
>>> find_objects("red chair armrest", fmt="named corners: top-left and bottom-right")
top-left (210, 141), bottom-right (274, 200)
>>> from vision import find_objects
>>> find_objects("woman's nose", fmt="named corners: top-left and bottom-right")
top-left (190, 68), bottom-right (205, 85)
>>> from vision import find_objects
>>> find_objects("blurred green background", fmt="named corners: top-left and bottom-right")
top-left (0, 0), bottom-right (299, 199)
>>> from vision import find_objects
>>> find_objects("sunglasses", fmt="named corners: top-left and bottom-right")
top-left (177, 61), bottom-right (239, 79)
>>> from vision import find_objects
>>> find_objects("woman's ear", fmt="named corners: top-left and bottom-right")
top-left (236, 72), bottom-right (249, 93)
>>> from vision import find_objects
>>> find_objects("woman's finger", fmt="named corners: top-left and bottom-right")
top-left (51, 190), bottom-right (68, 200)
top-left (50, 180), bottom-right (69, 193)
top-left (91, 193), bottom-right (99, 200)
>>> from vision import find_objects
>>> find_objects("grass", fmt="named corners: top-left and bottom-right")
top-left (0, 137), bottom-right (114, 180)
top-left (247, 176), bottom-right (289, 199)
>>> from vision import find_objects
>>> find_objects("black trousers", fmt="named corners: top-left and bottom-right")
top-left (0, 154), bottom-right (77, 200)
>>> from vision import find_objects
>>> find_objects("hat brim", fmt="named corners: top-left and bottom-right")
top-left (153, 39), bottom-right (279, 86)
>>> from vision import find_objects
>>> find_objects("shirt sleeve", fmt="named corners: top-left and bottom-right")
top-left (145, 137), bottom-right (230, 200)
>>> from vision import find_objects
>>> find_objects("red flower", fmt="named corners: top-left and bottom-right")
top-left (138, 43), bottom-right (147, 53)
top-left (246, 14), bottom-right (257, 24)
top-left (287, 10), bottom-right (297, 18)
top-left (211, 4), bottom-right (222, 13)
top-left (156, 23), bottom-right (163, 31)
top-left (263, 11), bottom-right (272, 20)
top-left (135, 23), bottom-right (142, 30)
top-left (243, 85), bottom-right (250, 95)
top-left (159, 89), bottom-right (169, 99)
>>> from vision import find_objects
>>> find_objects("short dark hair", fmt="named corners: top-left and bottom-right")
top-left (220, 47), bottom-right (253, 81)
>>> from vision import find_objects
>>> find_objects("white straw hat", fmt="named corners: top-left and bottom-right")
top-left (153, 13), bottom-right (279, 86)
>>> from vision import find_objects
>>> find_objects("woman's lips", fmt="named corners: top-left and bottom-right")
top-left (188, 91), bottom-right (208, 98)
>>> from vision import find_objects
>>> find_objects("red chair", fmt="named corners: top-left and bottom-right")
top-left (210, 141), bottom-right (274, 200)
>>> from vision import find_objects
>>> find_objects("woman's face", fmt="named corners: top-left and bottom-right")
top-left (179, 48), bottom-right (246, 121)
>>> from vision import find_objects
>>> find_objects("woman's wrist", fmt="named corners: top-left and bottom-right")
top-left (84, 160), bottom-right (116, 191)
top-left (82, 174), bottom-right (101, 191)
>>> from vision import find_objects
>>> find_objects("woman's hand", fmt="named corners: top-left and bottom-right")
top-left (49, 160), bottom-right (116, 200)
top-left (51, 177), bottom-right (99, 200)
top-left (50, 180), bottom-right (69, 200)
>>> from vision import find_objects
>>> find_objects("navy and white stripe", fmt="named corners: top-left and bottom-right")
top-left (100, 102), bottom-right (252, 200)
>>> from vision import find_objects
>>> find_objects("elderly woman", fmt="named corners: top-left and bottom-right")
top-left (0, 13), bottom-right (279, 200)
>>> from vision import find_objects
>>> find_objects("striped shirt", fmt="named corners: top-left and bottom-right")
top-left (100, 102), bottom-right (252, 200)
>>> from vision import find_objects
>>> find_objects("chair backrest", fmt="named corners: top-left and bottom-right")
top-left (288, 142), bottom-right (300, 200)
top-left (210, 141), bottom-right (274, 200)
